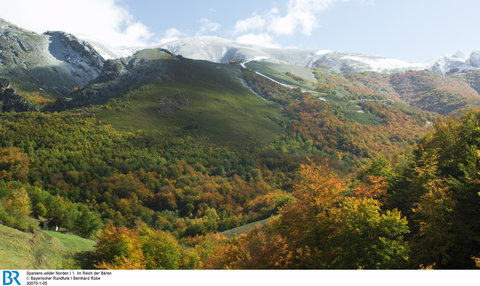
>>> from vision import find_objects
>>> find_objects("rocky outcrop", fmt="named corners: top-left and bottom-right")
top-left (0, 18), bottom-right (105, 94)
top-left (93, 59), bottom-right (127, 83)
top-left (0, 19), bottom-right (45, 68)
top-left (0, 78), bottom-right (10, 91)
top-left (0, 78), bottom-right (38, 112)
top-left (44, 31), bottom-right (104, 84)
top-left (46, 49), bottom-right (178, 111)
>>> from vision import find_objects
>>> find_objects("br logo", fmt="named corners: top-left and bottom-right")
top-left (2, 271), bottom-right (20, 286)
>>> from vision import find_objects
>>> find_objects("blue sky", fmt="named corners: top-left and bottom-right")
top-left (1, 0), bottom-right (480, 62)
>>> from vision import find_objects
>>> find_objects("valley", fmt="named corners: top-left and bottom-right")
top-left (0, 17), bottom-right (479, 270)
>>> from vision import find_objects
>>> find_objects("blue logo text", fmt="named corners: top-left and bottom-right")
top-left (3, 271), bottom-right (20, 286)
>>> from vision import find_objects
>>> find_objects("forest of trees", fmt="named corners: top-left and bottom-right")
top-left (0, 112), bottom-right (296, 238)
top-left (0, 71), bottom-right (479, 269)
top-left (81, 108), bottom-right (480, 269)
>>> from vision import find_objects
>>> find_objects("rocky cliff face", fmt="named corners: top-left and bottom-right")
top-left (46, 48), bottom-right (186, 111)
top-left (44, 31), bottom-right (104, 84)
top-left (0, 19), bottom-right (46, 67)
top-left (0, 18), bottom-right (105, 95)
top-left (0, 78), bottom-right (37, 112)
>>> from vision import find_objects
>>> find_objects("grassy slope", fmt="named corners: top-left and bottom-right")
top-left (245, 61), bottom-right (317, 90)
top-left (42, 230), bottom-right (95, 252)
top-left (94, 59), bottom-right (285, 145)
top-left (0, 224), bottom-right (95, 269)
top-left (219, 218), bottom-right (270, 239)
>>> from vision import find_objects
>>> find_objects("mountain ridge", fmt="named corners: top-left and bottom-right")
top-left (0, 18), bottom-right (104, 95)
top-left (1, 17), bottom-right (480, 118)
top-left (2, 16), bottom-right (480, 83)
top-left (157, 36), bottom-right (427, 73)
top-left (156, 36), bottom-right (480, 75)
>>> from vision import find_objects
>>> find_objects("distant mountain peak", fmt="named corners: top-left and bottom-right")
top-left (430, 51), bottom-right (480, 74)
top-left (0, 18), bottom-right (104, 93)
top-left (158, 36), bottom-right (428, 73)
top-left (44, 31), bottom-right (104, 71)
top-left (452, 50), bottom-right (468, 59)
top-left (74, 34), bottom-right (143, 60)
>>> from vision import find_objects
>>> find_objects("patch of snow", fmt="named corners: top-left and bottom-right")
top-left (76, 34), bottom-right (143, 59)
top-left (240, 56), bottom-right (271, 68)
top-left (466, 51), bottom-right (480, 68)
top-left (255, 72), bottom-right (295, 89)
top-left (160, 36), bottom-right (315, 66)
top-left (76, 34), bottom-right (480, 75)
top-left (354, 104), bottom-right (365, 113)
top-left (159, 36), bottom-right (432, 73)
top-left (340, 55), bottom-right (429, 73)
top-left (429, 51), bottom-right (480, 74)
top-left (315, 50), bottom-right (332, 56)
top-left (429, 52), bottom-right (469, 74)
top-left (253, 56), bottom-right (271, 61)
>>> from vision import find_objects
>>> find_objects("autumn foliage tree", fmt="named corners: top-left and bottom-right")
top-left (0, 181), bottom-right (37, 232)
top-left (411, 180), bottom-right (455, 267)
top-left (0, 147), bottom-right (30, 182)
top-left (95, 225), bottom-right (146, 269)
top-left (205, 161), bottom-right (410, 269)
top-left (94, 223), bottom-right (180, 269)
top-left (276, 162), bottom-right (409, 268)
top-left (203, 225), bottom-right (294, 269)
top-left (399, 110), bottom-right (480, 268)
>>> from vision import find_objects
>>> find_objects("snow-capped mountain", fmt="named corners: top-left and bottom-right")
top-left (430, 52), bottom-right (469, 74)
top-left (429, 51), bottom-right (480, 74)
top-left (0, 18), bottom-right (104, 93)
top-left (72, 33), bottom-right (480, 75)
top-left (2, 13), bottom-right (480, 96)
top-left (158, 36), bottom-right (428, 73)
top-left (159, 36), bottom-right (319, 66)
top-left (75, 34), bottom-right (142, 60)
top-left (311, 52), bottom-right (429, 73)
top-left (467, 51), bottom-right (480, 68)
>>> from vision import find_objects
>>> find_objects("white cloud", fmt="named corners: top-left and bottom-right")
top-left (234, 14), bottom-right (266, 34)
top-left (0, 0), bottom-right (154, 48)
top-left (234, 0), bottom-right (347, 37)
top-left (196, 18), bottom-right (221, 36)
top-left (236, 33), bottom-right (280, 48)
top-left (159, 28), bottom-right (186, 45)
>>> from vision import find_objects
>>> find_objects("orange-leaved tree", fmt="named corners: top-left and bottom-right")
top-left (94, 223), bottom-right (180, 270)
top-left (204, 161), bottom-right (410, 269)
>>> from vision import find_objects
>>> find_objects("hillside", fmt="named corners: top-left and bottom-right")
top-left (41, 49), bottom-right (437, 167)
top-left (47, 49), bottom-right (284, 145)
top-left (389, 71), bottom-right (480, 115)
top-left (0, 224), bottom-right (94, 269)
top-left (310, 69), bottom-right (480, 115)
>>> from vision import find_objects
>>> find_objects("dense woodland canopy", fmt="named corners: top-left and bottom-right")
top-left (0, 67), bottom-right (479, 269)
